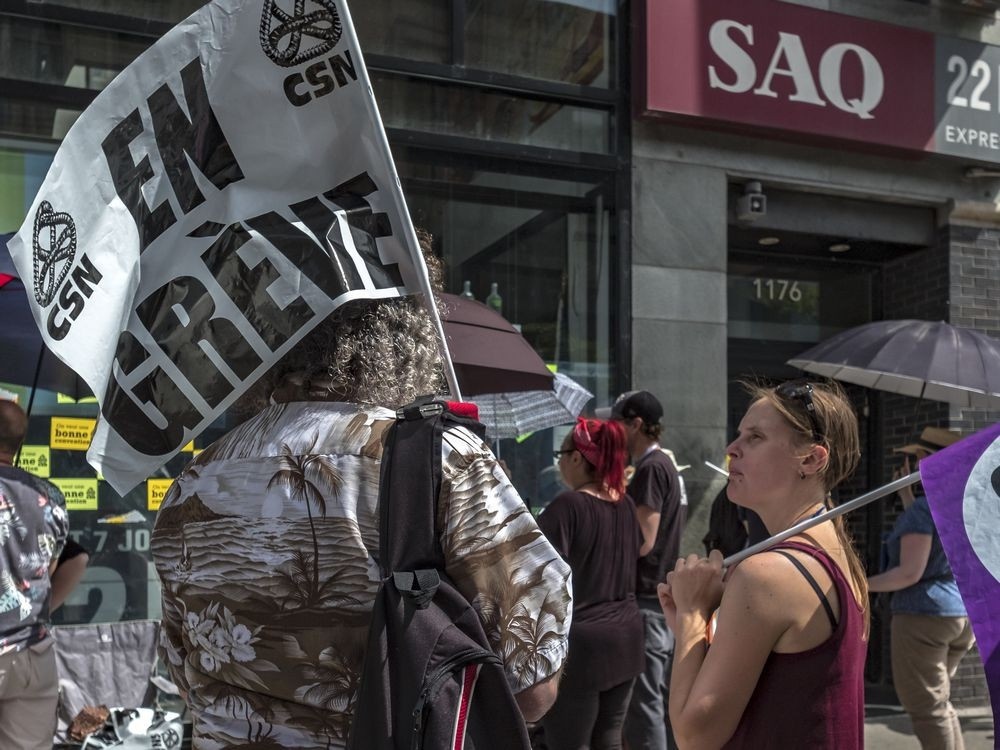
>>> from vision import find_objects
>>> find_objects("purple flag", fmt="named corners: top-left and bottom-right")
top-left (920, 421), bottom-right (1000, 740)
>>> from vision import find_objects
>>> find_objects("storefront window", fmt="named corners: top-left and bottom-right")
top-left (0, 100), bottom-right (82, 141)
top-left (26, 1), bottom-right (204, 23)
top-left (463, 0), bottom-right (615, 87)
top-left (353, 0), bottom-right (451, 64)
top-left (373, 72), bottom-right (612, 153)
top-left (0, 145), bottom-right (55, 234)
top-left (0, 17), bottom-right (150, 91)
top-left (397, 147), bottom-right (618, 509)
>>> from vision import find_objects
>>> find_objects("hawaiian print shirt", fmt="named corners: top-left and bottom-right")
top-left (0, 464), bottom-right (69, 654)
top-left (152, 402), bottom-right (572, 750)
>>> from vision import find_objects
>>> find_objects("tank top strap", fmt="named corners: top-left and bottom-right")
top-left (768, 540), bottom-right (840, 576)
top-left (771, 549), bottom-right (838, 630)
top-left (767, 540), bottom-right (859, 624)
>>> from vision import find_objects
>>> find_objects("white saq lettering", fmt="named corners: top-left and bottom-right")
top-left (707, 19), bottom-right (885, 120)
top-left (753, 32), bottom-right (826, 106)
top-left (707, 20), bottom-right (756, 93)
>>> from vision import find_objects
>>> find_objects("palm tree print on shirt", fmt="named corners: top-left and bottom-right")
top-left (267, 438), bottom-right (343, 608)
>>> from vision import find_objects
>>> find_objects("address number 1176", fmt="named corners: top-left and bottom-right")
top-left (753, 278), bottom-right (803, 302)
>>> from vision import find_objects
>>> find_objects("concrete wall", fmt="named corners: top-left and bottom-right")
top-left (630, 151), bottom-right (729, 555)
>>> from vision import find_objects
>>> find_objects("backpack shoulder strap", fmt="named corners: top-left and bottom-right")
top-left (378, 398), bottom-right (485, 576)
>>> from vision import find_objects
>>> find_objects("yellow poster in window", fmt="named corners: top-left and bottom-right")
top-left (56, 393), bottom-right (98, 404)
top-left (50, 417), bottom-right (96, 451)
top-left (50, 479), bottom-right (99, 510)
top-left (16, 445), bottom-right (51, 478)
top-left (147, 479), bottom-right (174, 512)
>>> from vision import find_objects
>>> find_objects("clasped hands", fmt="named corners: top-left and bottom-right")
top-left (657, 550), bottom-right (726, 632)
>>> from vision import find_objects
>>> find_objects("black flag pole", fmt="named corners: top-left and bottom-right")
top-left (722, 471), bottom-right (922, 568)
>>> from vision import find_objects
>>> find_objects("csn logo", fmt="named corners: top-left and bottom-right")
top-left (31, 200), bottom-right (103, 341)
top-left (259, 0), bottom-right (360, 107)
top-left (32, 200), bottom-right (76, 307)
top-left (259, 0), bottom-right (343, 68)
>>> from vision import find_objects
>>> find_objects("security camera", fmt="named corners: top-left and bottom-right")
top-left (737, 181), bottom-right (767, 222)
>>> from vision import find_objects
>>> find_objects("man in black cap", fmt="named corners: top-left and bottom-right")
top-left (600, 390), bottom-right (686, 750)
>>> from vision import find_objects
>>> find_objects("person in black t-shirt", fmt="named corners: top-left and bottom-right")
top-left (599, 390), bottom-right (685, 750)
top-left (702, 484), bottom-right (746, 558)
top-left (701, 481), bottom-right (770, 557)
top-left (538, 417), bottom-right (643, 750)
top-left (51, 538), bottom-right (89, 612)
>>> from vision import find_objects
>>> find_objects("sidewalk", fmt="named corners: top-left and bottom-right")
top-left (865, 704), bottom-right (994, 749)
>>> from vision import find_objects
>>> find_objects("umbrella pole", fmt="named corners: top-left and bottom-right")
top-left (15, 346), bottom-right (46, 467)
top-left (722, 471), bottom-right (921, 569)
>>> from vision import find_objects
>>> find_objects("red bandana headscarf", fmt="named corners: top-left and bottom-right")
top-left (572, 417), bottom-right (603, 466)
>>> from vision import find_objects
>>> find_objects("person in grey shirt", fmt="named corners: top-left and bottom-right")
top-left (0, 400), bottom-right (69, 750)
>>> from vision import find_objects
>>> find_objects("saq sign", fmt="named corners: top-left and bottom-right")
top-left (6, 0), bottom-right (428, 493)
top-left (644, 0), bottom-right (935, 153)
top-left (707, 20), bottom-right (884, 121)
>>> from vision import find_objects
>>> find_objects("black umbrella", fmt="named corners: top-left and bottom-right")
top-left (0, 254), bottom-right (92, 399)
top-left (787, 319), bottom-right (1000, 409)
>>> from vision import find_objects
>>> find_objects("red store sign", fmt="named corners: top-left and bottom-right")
top-left (643, 0), bottom-right (936, 154)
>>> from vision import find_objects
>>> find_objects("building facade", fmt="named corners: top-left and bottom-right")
top-left (1, 0), bottom-right (997, 704)
top-left (636, 0), bottom-right (999, 703)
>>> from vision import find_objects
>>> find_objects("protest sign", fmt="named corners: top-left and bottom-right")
top-left (6, 0), bottom-right (446, 493)
top-left (921, 422), bottom-right (1000, 738)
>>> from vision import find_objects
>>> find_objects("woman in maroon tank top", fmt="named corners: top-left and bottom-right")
top-left (658, 380), bottom-right (869, 749)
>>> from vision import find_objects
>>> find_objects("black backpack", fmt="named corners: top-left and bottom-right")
top-left (347, 399), bottom-right (532, 750)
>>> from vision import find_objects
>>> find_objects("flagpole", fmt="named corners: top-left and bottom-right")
top-left (722, 470), bottom-right (922, 568)
top-left (419, 268), bottom-right (463, 402)
top-left (337, 2), bottom-right (463, 402)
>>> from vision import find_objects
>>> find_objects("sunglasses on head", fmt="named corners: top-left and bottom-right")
top-left (775, 380), bottom-right (823, 443)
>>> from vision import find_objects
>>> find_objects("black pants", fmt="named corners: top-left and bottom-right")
top-left (542, 677), bottom-right (636, 750)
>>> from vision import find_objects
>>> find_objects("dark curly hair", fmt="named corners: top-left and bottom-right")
top-left (240, 230), bottom-right (445, 412)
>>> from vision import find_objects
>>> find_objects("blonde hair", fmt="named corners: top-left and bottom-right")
top-left (745, 379), bottom-right (869, 633)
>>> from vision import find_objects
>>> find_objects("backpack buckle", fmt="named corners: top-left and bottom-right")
top-left (393, 569), bottom-right (440, 609)
top-left (396, 402), bottom-right (445, 421)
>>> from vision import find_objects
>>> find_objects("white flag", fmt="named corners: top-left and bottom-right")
top-left (6, 0), bottom-right (431, 493)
